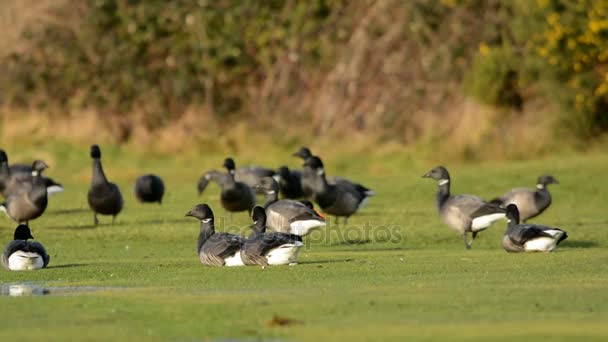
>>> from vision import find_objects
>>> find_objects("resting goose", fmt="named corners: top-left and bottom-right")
top-left (87, 145), bottom-right (123, 225)
top-left (134, 174), bottom-right (165, 204)
top-left (423, 166), bottom-right (506, 249)
top-left (185, 203), bottom-right (244, 267)
top-left (293, 147), bottom-right (375, 200)
top-left (1, 160), bottom-right (49, 224)
top-left (490, 175), bottom-right (558, 222)
top-left (502, 204), bottom-right (568, 252)
top-left (0, 150), bottom-right (63, 197)
top-left (240, 206), bottom-right (303, 266)
top-left (255, 177), bottom-right (326, 236)
top-left (303, 156), bottom-right (372, 225)
top-left (2, 224), bottom-right (50, 271)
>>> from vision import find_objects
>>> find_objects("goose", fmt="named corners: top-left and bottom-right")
top-left (254, 177), bottom-right (326, 236)
top-left (2, 224), bottom-right (50, 271)
top-left (302, 156), bottom-right (372, 225)
top-left (502, 204), bottom-right (568, 252)
top-left (0, 160), bottom-right (49, 224)
top-left (240, 206), bottom-right (303, 266)
top-left (490, 175), bottom-right (558, 222)
top-left (185, 203), bottom-right (244, 267)
top-left (0, 150), bottom-right (63, 197)
top-left (214, 158), bottom-right (256, 215)
top-left (293, 147), bottom-right (375, 199)
top-left (87, 145), bottom-right (123, 225)
top-left (197, 166), bottom-right (276, 195)
top-left (134, 174), bottom-right (165, 204)
top-left (422, 166), bottom-right (506, 249)
top-left (276, 166), bottom-right (305, 199)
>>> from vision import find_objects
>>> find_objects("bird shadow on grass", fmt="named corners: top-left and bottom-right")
top-left (46, 263), bottom-right (90, 269)
top-left (299, 259), bottom-right (355, 265)
top-left (562, 240), bottom-right (599, 249)
top-left (47, 208), bottom-right (89, 216)
top-left (45, 218), bottom-right (189, 230)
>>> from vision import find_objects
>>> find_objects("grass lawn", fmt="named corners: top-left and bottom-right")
top-left (0, 145), bottom-right (607, 341)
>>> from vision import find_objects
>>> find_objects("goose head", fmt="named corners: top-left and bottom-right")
top-left (185, 203), bottom-right (214, 223)
top-left (14, 224), bottom-right (34, 241)
top-left (422, 166), bottom-right (450, 186)
top-left (90, 145), bottom-right (101, 159)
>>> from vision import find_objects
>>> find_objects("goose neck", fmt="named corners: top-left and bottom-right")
top-left (197, 221), bottom-right (215, 253)
top-left (92, 159), bottom-right (108, 185)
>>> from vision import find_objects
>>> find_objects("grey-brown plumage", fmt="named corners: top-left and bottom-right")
top-left (276, 166), bottom-right (305, 199)
top-left (255, 177), bottom-right (326, 236)
top-left (423, 166), bottom-right (506, 249)
top-left (87, 145), bottom-right (123, 225)
top-left (2, 224), bottom-right (50, 270)
top-left (197, 166), bottom-right (275, 195)
top-left (240, 207), bottom-right (303, 266)
top-left (501, 204), bottom-right (568, 253)
top-left (185, 203), bottom-right (244, 267)
top-left (302, 156), bottom-right (372, 225)
top-left (134, 174), bottom-right (165, 204)
top-left (0, 150), bottom-right (63, 197)
top-left (1, 160), bottom-right (49, 224)
top-left (490, 175), bottom-right (558, 222)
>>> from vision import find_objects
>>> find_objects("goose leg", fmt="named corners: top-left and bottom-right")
top-left (472, 231), bottom-right (478, 240)
top-left (112, 215), bottom-right (116, 225)
top-left (334, 216), bottom-right (340, 226)
top-left (344, 216), bottom-right (350, 225)
top-left (93, 213), bottom-right (99, 226)
top-left (462, 233), bottom-right (471, 249)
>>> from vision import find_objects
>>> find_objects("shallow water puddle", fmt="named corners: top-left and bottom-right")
top-left (0, 283), bottom-right (121, 297)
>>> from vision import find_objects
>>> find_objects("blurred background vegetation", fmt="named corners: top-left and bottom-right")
top-left (0, 0), bottom-right (607, 159)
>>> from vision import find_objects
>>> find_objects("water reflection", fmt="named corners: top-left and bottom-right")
top-left (0, 283), bottom-right (115, 296)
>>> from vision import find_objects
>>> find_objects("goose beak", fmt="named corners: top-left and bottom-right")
top-left (422, 172), bottom-right (431, 178)
top-left (185, 212), bottom-right (193, 217)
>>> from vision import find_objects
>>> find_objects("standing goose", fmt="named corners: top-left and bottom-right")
top-left (134, 174), bottom-right (165, 204)
top-left (303, 156), bottom-right (371, 225)
top-left (502, 204), bottom-right (568, 252)
top-left (0, 160), bottom-right (49, 224)
top-left (423, 166), bottom-right (506, 249)
top-left (490, 175), bottom-right (559, 222)
top-left (87, 145), bottom-right (123, 225)
top-left (2, 224), bottom-right (50, 271)
top-left (276, 166), bottom-right (305, 199)
top-left (216, 158), bottom-right (256, 215)
top-left (293, 147), bottom-right (375, 199)
top-left (240, 206), bottom-right (303, 266)
top-left (0, 150), bottom-right (63, 197)
top-left (255, 177), bottom-right (326, 236)
top-left (185, 203), bottom-right (244, 267)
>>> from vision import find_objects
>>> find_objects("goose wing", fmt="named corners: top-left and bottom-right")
top-left (2, 240), bottom-right (27, 269)
top-left (203, 233), bottom-right (244, 260)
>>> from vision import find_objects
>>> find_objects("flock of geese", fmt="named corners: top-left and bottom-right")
top-left (1, 145), bottom-right (568, 271)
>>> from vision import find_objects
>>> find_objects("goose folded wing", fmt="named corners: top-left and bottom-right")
top-left (509, 224), bottom-right (555, 246)
top-left (206, 233), bottom-right (243, 259)
top-left (449, 195), bottom-right (504, 217)
top-left (2, 240), bottom-right (27, 268)
top-left (258, 232), bottom-right (302, 254)
top-left (25, 241), bottom-right (50, 266)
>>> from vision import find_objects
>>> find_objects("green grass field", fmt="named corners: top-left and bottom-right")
top-left (0, 145), bottom-right (607, 341)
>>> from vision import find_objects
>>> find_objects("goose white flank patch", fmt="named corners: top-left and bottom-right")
top-left (471, 213), bottom-right (507, 231)
top-left (423, 166), bottom-right (506, 249)
top-left (289, 219), bottom-right (327, 236)
top-left (265, 241), bottom-right (304, 265)
top-left (8, 251), bottom-right (44, 271)
top-left (46, 185), bottom-right (64, 195)
top-left (501, 204), bottom-right (568, 253)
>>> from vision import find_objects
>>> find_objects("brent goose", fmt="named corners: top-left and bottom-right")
top-left (134, 174), bottom-right (165, 204)
top-left (490, 175), bottom-right (558, 222)
top-left (0, 150), bottom-right (63, 197)
top-left (423, 166), bottom-right (506, 249)
top-left (197, 166), bottom-right (275, 195)
top-left (502, 204), bottom-right (568, 252)
top-left (185, 203), bottom-right (244, 267)
top-left (0, 160), bottom-right (49, 224)
top-left (87, 145), bottom-right (123, 225)
top-left (255, 177), bottom-right (326, 236)
top-left (216, 158), bottom-right (256, 215)
top-left (240, 206), bottom-right (303, 266)
top-left (2, 224), bottom-right (50, 271)
top-left (276, 166), bottom-right (305, 199)
top-left (293, 147), bottom-right (375, 199)
top-left (302, 156), bottom-right (372, 225)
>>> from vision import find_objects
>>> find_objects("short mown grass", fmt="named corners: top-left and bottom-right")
top-left (0, 145), bottom-right (607, 341)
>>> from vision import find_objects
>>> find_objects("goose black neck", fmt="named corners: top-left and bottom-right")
top-left (92, 159), bottom-right (108, 185)
top-left (197, 220), bottom-right (215, 253)
top-left (262, 191), bottom-right (278, 208)
top-left (436, 181), bottom-right (450, 210)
